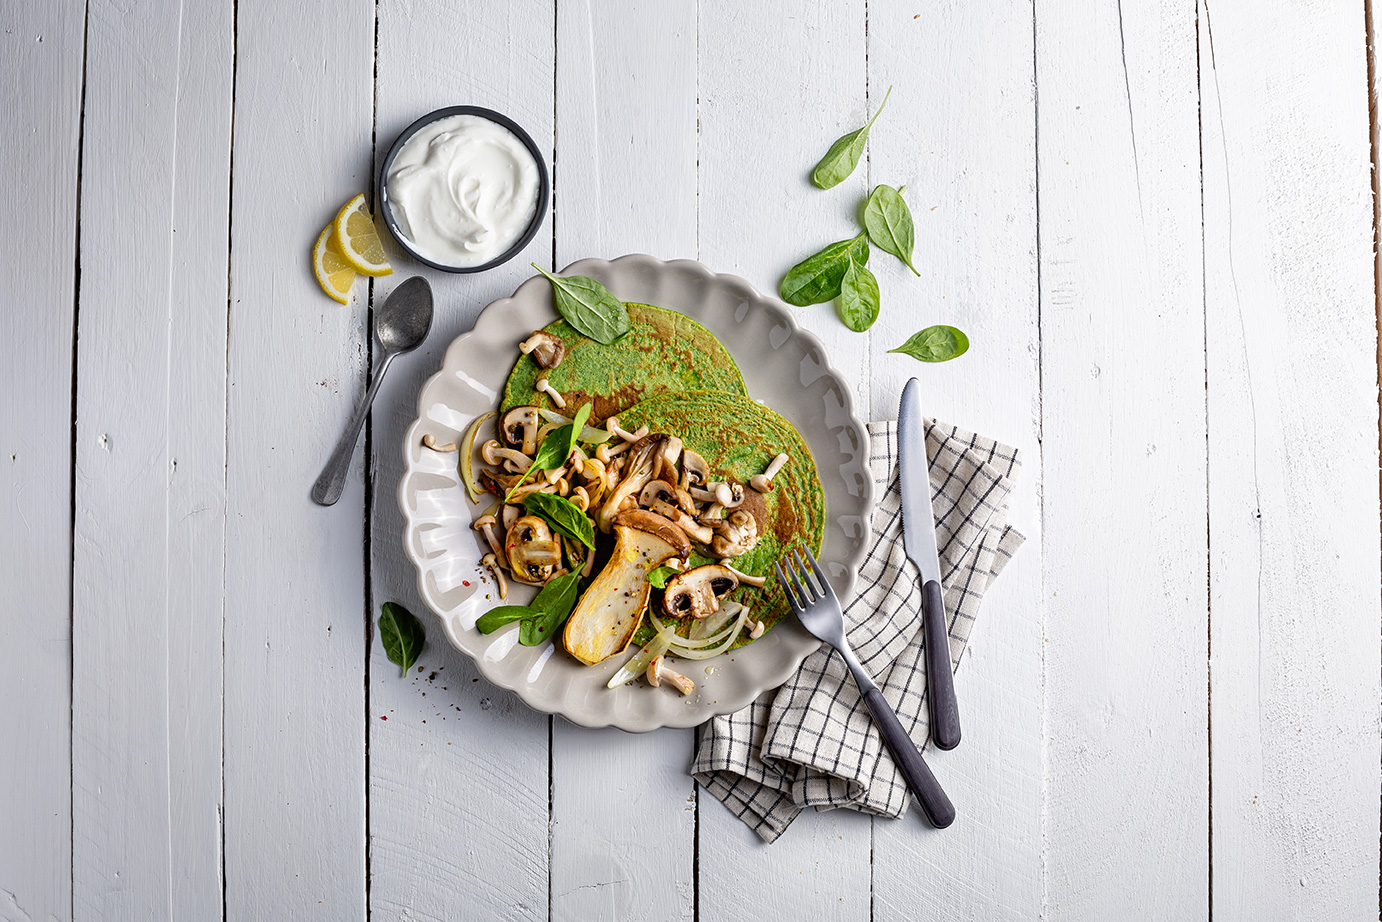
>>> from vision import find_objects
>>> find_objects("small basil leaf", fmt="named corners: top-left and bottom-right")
top-left (889, 325), bottom-right (971, 363)
top-left (523, 492), bottom-right (596, 549)
top-left (780, 234), bottom-right (869, 306)
top-left (863, 184), bottom-right (919, 276)
top-left (379, 602), bottom-right (426, 677)
top-left (531, 264), bottom-right (631, 345)
top-left (648, 566), bottom-right (678, 589)
top-left (476, 605), bottom-right (538, 634)
top-left (810, 86), bottom-right (892, 190)
top-left (838, 259), bottom-right (881, 332)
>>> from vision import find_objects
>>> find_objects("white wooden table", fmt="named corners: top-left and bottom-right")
top-left (4, 1), bottom-right (1379, 918)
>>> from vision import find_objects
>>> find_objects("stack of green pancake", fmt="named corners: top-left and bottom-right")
top-left (502, 303), bottom-right (825, 642)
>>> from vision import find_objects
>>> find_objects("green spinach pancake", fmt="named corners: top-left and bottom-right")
top-left (618, 391), bottom-right (826, 644)
top-left (501, 303), bottom-right (747, 420)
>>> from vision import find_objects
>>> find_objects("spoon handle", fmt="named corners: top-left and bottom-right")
top-left (311, 352), bottom-right (396, 506)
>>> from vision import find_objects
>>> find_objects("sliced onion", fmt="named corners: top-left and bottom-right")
top-left (649, 602), bottom-right (746, 649)
top-left (689, 601), bottom-right (743, 641)
top-left (460, 411), bottom-right (497, 503)
top-left (538, 407), bottom-right (611, 444)
top-left (607, 626), bottom-right (676, 688)
top-left (666, 608), bottom-right (750, 660)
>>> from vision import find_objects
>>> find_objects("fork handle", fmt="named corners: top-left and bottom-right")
top-left (862, 687), bottom-right (956, 828)
top-left (923, 579), bottom-right (961, 750)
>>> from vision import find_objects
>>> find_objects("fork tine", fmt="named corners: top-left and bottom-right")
top-left (802, 545), bottom-right (832, 598)
top-left (774, 561), bottom-right (802, 612)
top-left (784, 551), bottom-right (813, 603)
top-left (793, 548), bottom-right (823, 599)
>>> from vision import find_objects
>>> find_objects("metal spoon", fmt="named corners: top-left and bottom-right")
top-left (312, 276), bottom-right (434, 505)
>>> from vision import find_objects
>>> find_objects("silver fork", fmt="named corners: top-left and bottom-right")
top-left (776, 547), bottom-right (956, 828)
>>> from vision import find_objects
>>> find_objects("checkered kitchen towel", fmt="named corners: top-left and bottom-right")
top-left (692, 419), bottom-right (1024, 842)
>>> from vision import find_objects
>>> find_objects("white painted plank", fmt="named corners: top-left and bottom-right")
top-left (0, 2), bottom-right (83, 920)
top-left (1201, 2), bottom-right (1380, 917)
top-left (696, 0), bottom-right (873, 913)
top-left (367, 1), bottom-right (555, 920)
top-left (1036, 1), bottom-right (1208, 917)
top-left (864, 2), bottom-right (1044, 918)
top-left (70, 0), bottom-right (231, 918)
top-left (550, 3), bottom-right (697, 919)
top-left (223, 0), bottom-right (373, 917)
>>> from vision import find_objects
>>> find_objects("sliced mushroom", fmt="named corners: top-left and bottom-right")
top-left (500, 406), bottom-right (542, 455)
top-left (721, 562), bottom-right (767, 588)
top-left (595, 434), bottom-right (667, 533)
top-left (710, 509), bottom-right (760, 558)
top-left (480, 552), bottom-right (509, 599)
top-left (479, 467), bottom-right (521, 497)
top-left (714, 481), bottom-right (745, 508)
top-left (481, 439), bottom-right (533, 473)
top-left (646, 655), bottom-right (695, 695)
top-left (518, 330), bottom-right (567, 368)
top-left (473, 514), bottom-right (504, 560)
top-left (654, 436), bottom-right (683, 485)
top-left (562, 510), bottom-right (691, 665)
top-left (662, 564), bottom-right (740, 619)
top-left (680, 450), bottom-right (710, 492)
top-left (506, 515), bottom-right (562, 585)
top-left (535, 372), bottom-right (567, 408)
top-left (750, 453), bottom-right (790, 493)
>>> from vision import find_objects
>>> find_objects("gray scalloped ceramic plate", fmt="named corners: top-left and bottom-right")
top-left (398, 255), bottom-right (873, 732)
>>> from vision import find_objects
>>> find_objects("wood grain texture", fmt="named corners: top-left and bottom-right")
top-left (1036, 0), bottom-right (1209, 917)
top-left (863, 2), bottom-right (1043, 918)
top-left (71, 0), bottom-right (231, 918)
top-left (550, 3), bottom-right (697, 919)
top-left (1201, 1), bottom-right (1381, 916)
top-left (367, 1), bottom-right (555, 919)
top-left (0, 2), bottom-right (83, 920)
top-left (696, 1), bottom-right (873, 915)
top-left (223, 0), bottom-right (373, 917)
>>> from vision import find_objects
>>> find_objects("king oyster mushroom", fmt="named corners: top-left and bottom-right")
top-left (662, 564), bottom-right (740, 619)
top-left (638, 480), bottom-right (713, 545)
top-left (500, 406), bottom-right (542, 455)
top-left (710, 509), bottom-right (760, 558)
top-left (505, 515), bottom-right (563, 585)
top-left (518, 330), bottom-right (566, 368)
top-left (562, 509), bottom-right (691, 666)
top-left (594, 434), bottom-right (668, 533)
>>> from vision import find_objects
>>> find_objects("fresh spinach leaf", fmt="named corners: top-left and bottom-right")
top-left (863, 183), bottom-right (919, 276)
top-left (838, 258), bottom-right (881, 332)
top-left (519, 572), bottom-right (582, 646)
top-left (810, 86), bottom-right (893, 190)
top-left (780, 234), bottom-right (869, 306)
top-left (523, 492), bottom-right (596, 549)
top-left (531, 265), bottom-right (631, 345)
top-left (476, 605), bottom-right (537, 634)
top-left (889, 325), bottom-right (971, 363)
top-left (379, 602), bottom-right (426, 677)
top-left (648, 566), bottom-right (678, 589)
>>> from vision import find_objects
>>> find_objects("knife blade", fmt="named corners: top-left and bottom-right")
top-left (897, 378), bottom-right (961, 750)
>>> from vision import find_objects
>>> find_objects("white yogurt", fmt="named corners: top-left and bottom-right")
top-left (385, 114), bottom-right (540, 268)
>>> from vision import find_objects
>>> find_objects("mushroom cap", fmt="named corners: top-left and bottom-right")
top-left (662, 564), bottom-right (740, 619)
top-left (680, 449), bottom-right (710, 489)
top-left (611, 509), bottom-right (691, 559)
top-left (709, 508), bottom-right (760, 558)
top-left (519, 330), bottom-right (567, 368)
top-left (500, 406), bottom-right (542, 450)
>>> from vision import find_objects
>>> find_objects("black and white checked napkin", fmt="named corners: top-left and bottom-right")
top-left (692, 419), bottom-right (1025, 843)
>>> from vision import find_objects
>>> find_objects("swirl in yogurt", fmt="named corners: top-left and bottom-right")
top-left (385, 115), bottom-right (540, 268)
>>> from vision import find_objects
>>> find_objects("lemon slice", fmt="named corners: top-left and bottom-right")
top-left (333, 193), bottom-right (393, 277)
top-left (313, 224), bottom-right (357, 303)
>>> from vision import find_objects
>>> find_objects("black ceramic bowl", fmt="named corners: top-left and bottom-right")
top-left (377, 106), bottom-right (549, 274)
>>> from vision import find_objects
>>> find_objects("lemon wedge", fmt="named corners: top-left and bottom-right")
top-left (333, 193), bottom-right (393, 276)
top-left (313, 224), bottom-right (357, 303)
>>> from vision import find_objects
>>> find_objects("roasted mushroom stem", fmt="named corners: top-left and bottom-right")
top-left (663, 564), bottom-right (740, 619)
top-left (595, 434), bottom-right (667, 533)
top-left (480, 552), bottom-right (509, 599)
top-left (518, 330), bottom-right (567, 368)
top-left (680, 449), bottom-right (710, 492)
top-left (535, 372), bottom-right (567, 408)
top-left (720, 562), bottom-right (767, 588)
top-left (480, 439), bottom-right (533, 472)
top-left (473, 514), bottom-right (504, 559)
top-left (562, 510), bottom-right (691, 666)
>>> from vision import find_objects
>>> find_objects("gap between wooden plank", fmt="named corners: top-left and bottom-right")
top-left (1367, 0), bottom-right (1382, 910)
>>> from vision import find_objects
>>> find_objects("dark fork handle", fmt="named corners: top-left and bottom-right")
top-left (861, 687), bottom-right (956, 828)
top-left (923, 579), bottom-right (961, 750)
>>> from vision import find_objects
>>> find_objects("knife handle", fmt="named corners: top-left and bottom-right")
top-left (923, 579), bottom-right (962, 751)
top-left (862, 686), bottom-right (956, 828)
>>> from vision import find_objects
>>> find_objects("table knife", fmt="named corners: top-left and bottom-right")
top-left (897, 378), bottom-right (961, 751)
